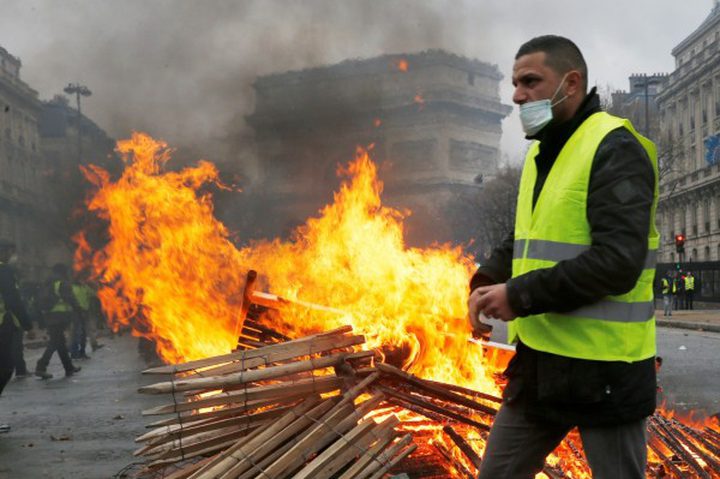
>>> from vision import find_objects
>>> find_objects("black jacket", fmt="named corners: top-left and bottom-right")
top-left (0, 263), bottom-right (32, 331)
top-left (471, 89), bottom-right (657, 426)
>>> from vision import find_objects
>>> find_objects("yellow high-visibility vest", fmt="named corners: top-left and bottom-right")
top-left (684, 275), bottom-right (695, 291)
top-left (510, 112), bottom-right (658, 362)
top-left (661, 278), bottom-right (670, 294)
top-left (50, 280), bottom-right (73, 313)
top-left (72, 283), bottom-right (94, 311)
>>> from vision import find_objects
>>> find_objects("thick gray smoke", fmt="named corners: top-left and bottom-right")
top-left (0, 0), bottom-right (703, 167)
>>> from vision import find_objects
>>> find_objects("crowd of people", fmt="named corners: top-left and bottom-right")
top-left (0, 239), bottom-right (104, 434)
top-left (660, 270), bottom-right (696, 317)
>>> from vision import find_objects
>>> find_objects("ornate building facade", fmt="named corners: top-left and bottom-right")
top-left (247, 50), bottom-right (511, 245)
top-left (0, 46), bottom-right (49, 280)
top-left (0, 45), bottom-right (115, 281)
top-left (656, 3), bottom-right (720, 268)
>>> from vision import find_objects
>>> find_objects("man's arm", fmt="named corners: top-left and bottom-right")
top-left (504, 128), bottom-right (654, 316)
top-left (0, 266), bottom-right (32, 330)
top-left (470, 230), bottom-right (515, 291)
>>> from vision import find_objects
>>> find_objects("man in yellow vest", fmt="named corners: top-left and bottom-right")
top-left (71, 279), bottom-right (103, 359)
top-left (661, 271), bottom-right (674, 317)
top-left (684, 271), bottom-right (695, 310)
top-left (34, 264), bottom-right (82, 379)
top-left (468, 36), bottom-right (657, 478)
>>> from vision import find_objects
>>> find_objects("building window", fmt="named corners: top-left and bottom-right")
top-left (704, 200), bottom-right (711, 232)
top-left (706, 246), bottom-right (711, 260)
top-left (692, 248), bottom-right (698, 261)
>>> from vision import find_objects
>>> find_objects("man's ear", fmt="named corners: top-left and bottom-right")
top-left (564, 70), bottom-right (583, 97)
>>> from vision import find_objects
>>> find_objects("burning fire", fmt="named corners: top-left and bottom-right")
top-left (77, 132), bottom-right (498, 394)
top-left (396, 58), bottom-right (409, 72)
top-left (77, 133), bottom-right (720, 478)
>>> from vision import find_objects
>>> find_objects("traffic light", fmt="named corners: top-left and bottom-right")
top-left (675, 234), bottom-right (685, 254)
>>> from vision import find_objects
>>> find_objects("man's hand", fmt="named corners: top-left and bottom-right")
top-left (470, 283), bottom-right (517, 322)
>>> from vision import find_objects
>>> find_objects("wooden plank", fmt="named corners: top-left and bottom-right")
top-left (378, 385), bottom-right (491, 431)
top-left (349, 434), bottom-right (414, 479)
top-left (188, 397), bottom-right (326, 478)
top-left (233, 270), bottom-right (257, 340)
top-left (264, 393), bottom-right (385, 479)
top-left (143, 325), bottom-right (353, 374)
top-left (140, 352), bottom-right (350, 394)
top-left (377, 363), bottom-right (498, 416)
top-left (143, 397), bottom-right (300, 429)
top-left (141, 376), bottom-right (343, 416)
top-left (292, 419), bottom-right (379, 479)
top-left (137, 406), bottom-right (291, 451)
top-left (300, 415), bottom-right (400, 479)
top-left (335, 426), bottom-right (398, 479)
top-left (365, 443), bottom-right (418, 479)
top-left (443, 425), bottom-right (483, 471)
top-left (196, 397), bottom-right (339, 479)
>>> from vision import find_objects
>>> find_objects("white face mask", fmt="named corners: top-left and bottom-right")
top-left (518, 74), bottom-right (569, 136)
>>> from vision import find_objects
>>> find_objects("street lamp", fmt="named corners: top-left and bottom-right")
top-left (63, 83), bottom-right (92, 164)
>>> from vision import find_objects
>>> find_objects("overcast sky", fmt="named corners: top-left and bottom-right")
top-left (0, 0), bottom-right (714, 165)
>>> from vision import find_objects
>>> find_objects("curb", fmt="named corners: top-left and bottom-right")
top-left (656, 319), bottom-right (720, 333)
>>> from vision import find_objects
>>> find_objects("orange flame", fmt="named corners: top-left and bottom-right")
top-left (396, 59), bottom-right (409, 72)
top-left (78, 132), bottom-right (498, 393)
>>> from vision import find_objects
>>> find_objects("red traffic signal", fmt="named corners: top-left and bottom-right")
top-left (675, 234), bottom-right (685, 253)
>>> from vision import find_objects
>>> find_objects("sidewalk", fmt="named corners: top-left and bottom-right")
top-left (655, 308), bottom-right (720, 333)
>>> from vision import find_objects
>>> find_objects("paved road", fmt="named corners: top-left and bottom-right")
top-left (656, 326), bottom-right (720, 415)
top-left (0, 335), bottom-right (157, 479)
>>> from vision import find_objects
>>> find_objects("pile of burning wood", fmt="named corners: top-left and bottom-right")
top-left (133, 325), bottom-right (501, 479)
top-left (132, 310), bottom-right (720, 478)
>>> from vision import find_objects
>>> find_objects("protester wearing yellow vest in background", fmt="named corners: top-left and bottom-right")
top-left (71, 282), bottom-right (103, 358)
top-left (684, 271), bottom-right (696, 310)
top-left (468, 36), bottom-right (657, 478)
top-left (34, 264), bottom-right (81, 380)
top-left (661, 271), bottom-right (674, 318)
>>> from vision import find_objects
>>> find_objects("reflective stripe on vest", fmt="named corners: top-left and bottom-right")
top-left (50, 281), bottom-right (72, 313)
top-left (510, 111), bottom-right (658, 362)
top-left (513, 239), bottom-right (657, 270)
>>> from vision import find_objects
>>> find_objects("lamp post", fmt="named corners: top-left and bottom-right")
top-left (63, 83), bottom-right (92, 164)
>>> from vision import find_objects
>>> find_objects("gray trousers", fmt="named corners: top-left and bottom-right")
top-left (478, 402), bottom-right (647, 479)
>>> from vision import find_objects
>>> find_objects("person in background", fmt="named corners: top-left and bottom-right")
top-left (684, 271), bottom-right (695, 310)
top-left (71, 276), bottom-right (103, 358)
top-left (34, 264), bottom-right (81, 379)
top-left (661, 271), bottom-right (673, 318)
top-left (676, 272), bottom-right (686, 310)
top-left (0, 239), bottom-right (33, 433)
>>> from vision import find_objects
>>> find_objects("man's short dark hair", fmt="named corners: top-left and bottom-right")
top-left (516, 35), bottom-right (588, 91)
